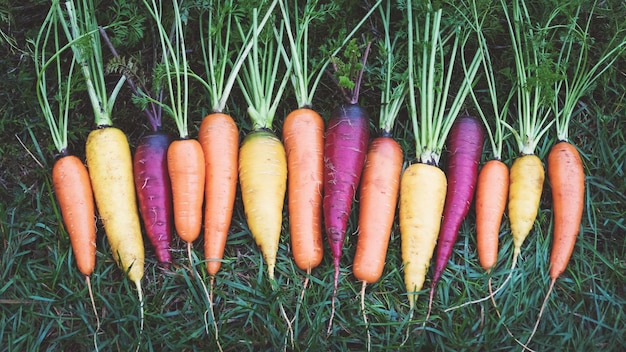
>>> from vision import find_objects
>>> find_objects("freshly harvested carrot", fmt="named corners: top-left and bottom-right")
top-left (234, 0), bottom-right (289, 281)
top-left (353, 0), bottom-right (405, 287)
top-left (508, 154), bottom-right (545, 260)
top-left (499, 0), bottom-right (554, 281)
top-left (522, 1), bottom-right (625, 347)
top-left (198, 113), bottom-right (238, 276)
top-left (475, 159), bottom-right (509, 271)
top-left (428, 115), bottom-right (485, 313)
top-left (400, 164), bottom-right (447, 309)
top-left (197, 0), bottom-right (255, 281)
top-left (354, 137), bottom-right (403, 349)
top-left (168, 139), bottom-right (206, 244)
top-left (52, 155), bottom-right (97, 276)
top-left (282, 108), bottom-right (324, 272)
top-left (352, 6), bottom-right (405, 346)
top-left (239, 130), bottom-right (288, 280)
top-left (547, 142), bottom-right (585, 279)
top-left (354, 137), bottom-right (403, 283)
top-left (34, 12), bottom-right (100, 346)
top-left (401, 0), bottom-right (482, 312)
top-left (86, 127), bottom-right (145, 286)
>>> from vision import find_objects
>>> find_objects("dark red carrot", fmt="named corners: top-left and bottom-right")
top-left (324, 103), bottom-right (370, 270)
top-left (133, 130), bottom-right (173, 264)
top-left (427, 115), bottom-right (484, 315)
top-left (324, 39), bottom-right (372, 334)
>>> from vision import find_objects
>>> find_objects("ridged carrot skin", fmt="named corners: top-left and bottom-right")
top-left (168, 138), bottom-right (206, 244)
top-left (547, 141), bottom-right (584, 280)
top-left (52, 153), bottom-right (96, 277)
top-left (283, 108), bottom-right (325, 272)
top-left (399, 163), bottom-right (447, 309)
top-left (239, 130), bottom-right (287, 280)
top-left (199, 112), bottom-right (239, 276)
top-left (508, 154), bottom-right (544, 259)
top-left (86, 126), bottom-right (144, 284)
top-left (133, 131), bottom-right (173, 264)
top-left (475, 159), bottom-right (509, 271)
top-left (353, 136), bottom-right (403, 284)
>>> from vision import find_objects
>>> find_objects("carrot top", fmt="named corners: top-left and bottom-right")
top-left (500, 0), bottom-right (560, 156)
top-left (99, 27), bottom-right (164, 133)
top-left (34, 4), bottom-right (77, 155)
top-left (278, 0), bottom-right (382, 109)
top-left (235, 0), bottom-right (290, 130)
top-left (549, 1), bottom-right (626, 141)
top-left (142, 0), bottom-right (191, 139)
top-left (406, 0), bottom-right (482, 166)
top-left (57, 0), bottom-right (126, 128)
top-left (376, 0), bottom-right (407, 135)
top-left (199, 0), bottom-right (274, 115)
top-left (461, 0), bottom-right (511, 161)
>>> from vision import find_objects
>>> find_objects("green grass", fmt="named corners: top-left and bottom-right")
top-left (2, 0), bottom-right (626, 351)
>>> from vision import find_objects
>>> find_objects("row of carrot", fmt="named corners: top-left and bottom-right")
top-left (35, 0), bottom-right (625, 350)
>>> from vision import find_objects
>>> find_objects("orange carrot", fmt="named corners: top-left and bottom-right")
top-left (35, 4), bottom-right (103, 346)
top-left (282, 108), bottom-right (325, 272)
top-left (353, 136), bottom-right (403, 283)
top-left (547, 142), bottom-right (585, 279)
top-left (475, 159), bottom-right (509, 272)
top-left (167, 139), bottom-right (206, 244)
top-left (198, 113), bottom-right (239, 276)
top-left (523, 140), bottom-right (585, 348)
top-left (52, 154), bottom-right (97, 277)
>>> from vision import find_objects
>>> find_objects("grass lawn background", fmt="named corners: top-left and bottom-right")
top-left (1, 0), bottom-right (625, 351)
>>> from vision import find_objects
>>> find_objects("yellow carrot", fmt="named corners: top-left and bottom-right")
top-left (86, 127), bottom-right (145, 285)
top-left (508, 154), bottom-right (545, 263)
top-left (238, 130), bottom-right (287, 280)
top-left (399, 163), bottom-right (447, 309)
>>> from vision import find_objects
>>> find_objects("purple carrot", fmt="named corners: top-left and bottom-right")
top-left (101, 27), bottom-right (174, 264)
top-left (324, 39), bottom-right (373, 334)
top-left (324, 103), bottom-right (370, 277)
top-left (429, 115), bottom-right (485, 304)
top-left (133, 131), bottom-right (173, 264)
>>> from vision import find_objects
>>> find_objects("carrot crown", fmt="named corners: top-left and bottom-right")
top-left (406, 0), bottom-right (483, 166)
